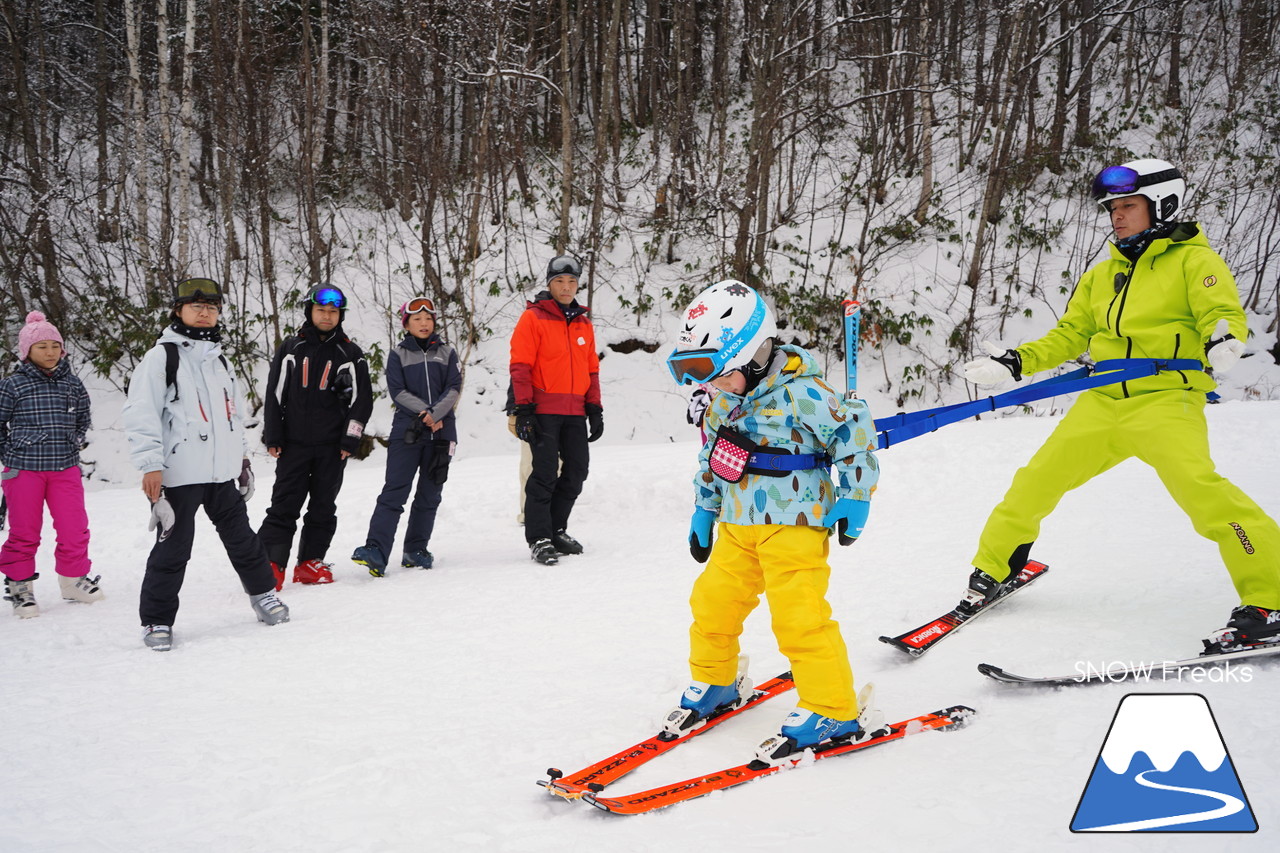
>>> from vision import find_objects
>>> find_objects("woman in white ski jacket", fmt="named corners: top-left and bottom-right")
top-left (121, 278), bottom-right (288, 651)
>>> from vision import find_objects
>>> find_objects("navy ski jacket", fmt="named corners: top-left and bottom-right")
top-left (386, 333), bottom-right (462, 443)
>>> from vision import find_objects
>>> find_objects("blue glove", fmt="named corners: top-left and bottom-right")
top-left (689, 508), bottom-right (717, 563)
top-left (825, 499), bottom-right (869, 546)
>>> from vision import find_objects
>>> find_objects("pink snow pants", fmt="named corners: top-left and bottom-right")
top-left (0, 467), bottom-right (92, 581)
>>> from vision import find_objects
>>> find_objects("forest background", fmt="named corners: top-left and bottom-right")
top-left (1, 0), bottom-right (1278, 412)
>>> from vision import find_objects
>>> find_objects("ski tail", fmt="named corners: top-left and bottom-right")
top-left (843, 298), bottom-right (861, 398)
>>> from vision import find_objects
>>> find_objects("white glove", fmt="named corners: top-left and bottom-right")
top-left (238, 458), bottom-right (255, 502)
top-left (963, 341), bottom-right (1022, 385)
top-left (148, 491), bottom-right (176, 542)
top-left (1206, 319), bottom-right (1246, 375)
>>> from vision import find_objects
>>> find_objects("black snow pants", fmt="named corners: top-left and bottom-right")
top-left (258, 443), bottom-right (347, 567)
top-left (139, 480), bottom-right (275, 626)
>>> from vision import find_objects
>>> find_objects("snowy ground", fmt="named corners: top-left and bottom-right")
top-left (4, 400), bottom-right (1279, 852)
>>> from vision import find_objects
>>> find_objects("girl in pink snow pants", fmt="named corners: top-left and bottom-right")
top-left (0, 311), bottom-right (102, 618)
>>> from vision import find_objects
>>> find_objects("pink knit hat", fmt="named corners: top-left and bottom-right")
top-left (17, 311), bottom-right (64, 361)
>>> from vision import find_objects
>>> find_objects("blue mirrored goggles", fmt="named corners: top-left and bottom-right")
top-left (1090, 165), bottom-right (1181, 202)
top-left (310, 287), bottom-right (347, 308)
top-left (667, 348), bottom-right (727, 386)
top-left (1090, 165), bottom-right (1140, 200)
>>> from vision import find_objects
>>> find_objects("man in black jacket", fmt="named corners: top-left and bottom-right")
top-left (258, 284), bottom-right (373, 587)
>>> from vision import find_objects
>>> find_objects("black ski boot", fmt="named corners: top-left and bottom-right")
top-left (1206, 605), bottom-right (1280, 652)
top-left (552, 529), bottom-right (583, 555)
top-left (530, 539), bottom-right (559, 565)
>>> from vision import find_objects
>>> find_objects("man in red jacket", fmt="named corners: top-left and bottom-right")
top-left (509, 255), bottom-right (603, 565)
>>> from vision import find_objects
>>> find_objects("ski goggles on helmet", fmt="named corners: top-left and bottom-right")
top-left (667, 348), bottom-right (730, 386)
top-left (1090, 164), bottom-right (1183, 202)
top-left (547, 255), bottom-right (582, 279)
top-left (173, 277), bottom-right (222, 305)
top-left (309, 286), bottom-right (347, 308)
top-left (402, 296), bottom-right (436, 317)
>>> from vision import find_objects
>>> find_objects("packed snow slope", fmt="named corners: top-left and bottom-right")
top-left (4, 397), bottom-right (1279, 852)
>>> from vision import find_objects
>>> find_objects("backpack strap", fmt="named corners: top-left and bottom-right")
top-left (162, 342), bottom-right (180, 402)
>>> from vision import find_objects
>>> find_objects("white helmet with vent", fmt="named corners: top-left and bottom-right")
top-left (667, 280), bottom-right (777, 386)
top-left (1090, 158), bottom-right (1186, 223)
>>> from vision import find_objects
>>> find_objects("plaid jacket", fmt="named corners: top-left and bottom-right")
top-left (0, 358), bottom-right (92, 471)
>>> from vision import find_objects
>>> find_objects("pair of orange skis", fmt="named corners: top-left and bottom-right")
top-left (537, 672), bottom-right (974, 815)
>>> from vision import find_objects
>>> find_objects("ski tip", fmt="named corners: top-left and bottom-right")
top-left (976, 663), bottom-right (1003, 677)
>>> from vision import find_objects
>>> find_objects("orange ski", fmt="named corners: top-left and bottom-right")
top-left (581, 705), bottom-right (976, 815)
top-left (538, 671), bottom-right (796, 801)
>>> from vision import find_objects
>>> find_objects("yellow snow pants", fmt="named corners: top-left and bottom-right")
top-left (689, 523), bottom-right (858, 720)
top-left (973, 389), bottom-right (1280, 609)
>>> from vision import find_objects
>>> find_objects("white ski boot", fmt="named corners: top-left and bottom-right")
top-left (59, 573), bottom-right (104, 603)
top-left (4, 575), bottom-right (39, 618)
top-left (250, 590), bottom-right (290, 625)
top-left (142, 625), bottom-right (173, 651)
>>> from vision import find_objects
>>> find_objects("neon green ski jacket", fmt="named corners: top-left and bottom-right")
top-left (1017, 223), bottom-right (1247, 398)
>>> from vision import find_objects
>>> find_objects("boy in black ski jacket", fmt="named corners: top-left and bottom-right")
top-left (258, 284), bottom-right (373, 587)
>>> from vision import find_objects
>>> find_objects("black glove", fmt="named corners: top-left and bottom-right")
top-left (585, 403), bottom-right (604, 442)
top-left (427, 439), bottom-right (454, 485)
top-left (514, 404), bottom-right (538, 444)
top-left (405, 417), bottom-right (425, 445)
top-left (332, 370), bottom-right (354, 409)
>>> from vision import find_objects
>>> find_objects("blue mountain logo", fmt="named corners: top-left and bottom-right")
top-left (1071, 693), bottom-right (1257, 832)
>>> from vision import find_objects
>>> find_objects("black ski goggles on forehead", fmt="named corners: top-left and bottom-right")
top-left (174, 277), bottom-right (222, 304)
top-left (1090, 165), bottom-right (1181, 201)
top-left (310, 287), bottom-right (347, 308)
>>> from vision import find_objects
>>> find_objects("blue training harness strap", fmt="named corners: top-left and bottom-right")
top-left (746, 452), bottom-right (832, 472)
top-left (875, 358), bottom-right (1204, 450)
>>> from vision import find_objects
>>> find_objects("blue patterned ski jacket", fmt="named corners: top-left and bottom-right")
top-left (0, 358), bottom-right (92, 471)
top-left (694, 345), bottom-right (879, 527)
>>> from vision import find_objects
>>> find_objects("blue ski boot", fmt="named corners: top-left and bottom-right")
top-left (401, 550), bottom-right (434, 570)
top-left (662, 659), bottom-right (752, 737)
top-left (352, 544), bottom-right (388, 577)
top-left (754, 684), bottom-right (886, 765)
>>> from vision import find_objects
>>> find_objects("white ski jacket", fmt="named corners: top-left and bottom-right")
top-left (123, 327), bottom-right (249, 487)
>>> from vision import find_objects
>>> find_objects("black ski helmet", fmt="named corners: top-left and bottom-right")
top-left (304, 283), bottom-right (347, 324)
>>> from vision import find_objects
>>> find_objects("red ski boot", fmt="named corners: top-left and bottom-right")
top-left (293, 559), bottom-right (335, 585)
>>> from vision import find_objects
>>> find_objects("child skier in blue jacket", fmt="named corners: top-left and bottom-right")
top-left (665, 280), bottom-right (885, 765)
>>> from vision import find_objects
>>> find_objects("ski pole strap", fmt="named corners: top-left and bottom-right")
top-left (745, 451), bottom-right (832, 474)
top-left (876, 357), bottom-right (1204, 450)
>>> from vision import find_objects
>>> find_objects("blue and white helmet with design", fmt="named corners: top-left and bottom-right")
top-left (667, 280), bottom-right (778, 385)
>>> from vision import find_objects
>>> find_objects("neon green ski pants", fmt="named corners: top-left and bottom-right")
top-left (973, 389), bottom-right (1280, 609)
top-left (689, 523), bottom-right (858, 720)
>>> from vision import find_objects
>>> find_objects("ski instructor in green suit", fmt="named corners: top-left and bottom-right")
top-left (959, 157), bottom-right (1280, 651)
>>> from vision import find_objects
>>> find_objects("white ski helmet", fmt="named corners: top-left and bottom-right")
top-left (667, 280), bottom-right (777, 385)
top-left (1090, 158), bottom-right (1186, 223)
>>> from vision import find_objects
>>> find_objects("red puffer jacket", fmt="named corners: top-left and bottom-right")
top-left (509, 294), bottom-right (601, 415)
